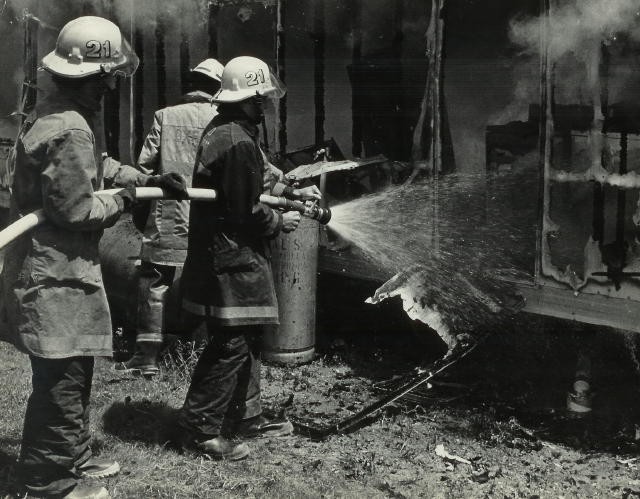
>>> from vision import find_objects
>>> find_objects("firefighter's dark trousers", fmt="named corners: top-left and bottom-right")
top-left (19, 356), bottom-right (94, 497)
top-left (179, 325), bottom-right (262, 441)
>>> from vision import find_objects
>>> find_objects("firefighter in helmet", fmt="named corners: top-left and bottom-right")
top-left (114, 58), bottom-right (225, 378)
top-left (1, 16), bottom-right (187, 499)
top-left (178, 56), bottom-right (320, 460)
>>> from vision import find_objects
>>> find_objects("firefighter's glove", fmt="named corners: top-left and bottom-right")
top-left (114, 186), bottom-right (137, 212)
top-left (282, 211), bottom-right (301, 233)
top-left (147, 172), bottom-right (189, 200)
top-left (293, 185), bottom-right (322, 201)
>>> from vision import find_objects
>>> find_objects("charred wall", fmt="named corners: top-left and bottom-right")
top-left (0, 0), bottom-right (439, 167)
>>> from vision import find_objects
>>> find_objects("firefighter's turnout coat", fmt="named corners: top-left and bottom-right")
top-left (181, 111), bottom-right (284, 326)
top-left (137, 91), bottom-right (218, 265)
top-left (1, 88), bottom-right (147, 358)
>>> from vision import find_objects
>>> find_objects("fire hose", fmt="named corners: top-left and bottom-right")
top-left (0, 187), bottom-right (332, 250)
top-left (0, 187), bottom-right (217, 250)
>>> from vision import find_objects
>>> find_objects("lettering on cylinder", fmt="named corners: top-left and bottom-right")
top-left (264, 217), bottom-right (319, 364)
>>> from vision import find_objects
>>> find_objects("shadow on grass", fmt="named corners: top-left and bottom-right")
top-left (0, 439), bottom-right (20, 498)
top-left (102, 400), bottom-right (183, 450)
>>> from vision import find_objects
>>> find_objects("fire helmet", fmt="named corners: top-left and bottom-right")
top-left (213, 56), bottom-right (286, 103)
top-left (41, 16), bottom-right (139, 78)
top-left (191, 58), bottom-right (224, 83)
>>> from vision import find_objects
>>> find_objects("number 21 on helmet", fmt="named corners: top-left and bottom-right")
top-left (41, 16), bottom-right (139, 79)
top-left (213, 56), bottom-right (286, 103)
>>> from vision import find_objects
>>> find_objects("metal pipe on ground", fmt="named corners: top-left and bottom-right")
top-left (293, 336), bottom-right (484, 439)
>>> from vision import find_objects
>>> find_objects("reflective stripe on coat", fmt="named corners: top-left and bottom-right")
top-left (181, 112), bottom-right (283, 327)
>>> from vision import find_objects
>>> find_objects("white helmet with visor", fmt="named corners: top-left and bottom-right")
top-left (213, 56), bottom-right (285, 103)
top-left (42, 16), bottom-right (139, 78)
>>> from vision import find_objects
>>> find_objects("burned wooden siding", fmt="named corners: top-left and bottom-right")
top-left (0, 0), bottom-right (439, 168)
top-left (486, 0), bottom-right (640, 332)
top-left (283, 0), bottom-right (437, 163)
top-left (540, 38), bottom-right (640, 298)
top-left (127, 0), bottom-right (210, 162)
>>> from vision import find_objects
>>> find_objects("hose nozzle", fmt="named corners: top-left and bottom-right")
top-left (259, 195), bottom-right (332, 225)
top-left (303, 201), bottom-right (332, 225)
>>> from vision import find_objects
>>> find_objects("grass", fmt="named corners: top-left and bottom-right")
top-left (2, 323), bottom-right (640, 498)
top-left (0, 341), bottom-right (397, 498)
top-left (160, 340), bottom-right (205, 384)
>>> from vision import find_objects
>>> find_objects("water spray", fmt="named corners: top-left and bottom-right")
top-left (259, 194), bottom-right (332, 225)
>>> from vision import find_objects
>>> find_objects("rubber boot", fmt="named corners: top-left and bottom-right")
top-left (114, 342), bottom-right (161, 378)
top-left (196, 436), bottom-right (250, 460)
top-left (77, 457), bottom-right (121, 478)
top-left (232, 415), bottom-right (294, 439)
top-left (64, 485), bottom-right (111, 499)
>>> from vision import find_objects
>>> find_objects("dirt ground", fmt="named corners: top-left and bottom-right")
top-left (2, 276), bottom-right (640, 498)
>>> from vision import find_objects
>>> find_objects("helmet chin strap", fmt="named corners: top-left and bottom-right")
top-left (237, 97), bottom-right (264, 125)
top-left (100, 73), bottom-right (117, 91)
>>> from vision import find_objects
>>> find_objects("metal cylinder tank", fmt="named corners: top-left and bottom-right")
top-left (263, 217), bottom-right (319, 364)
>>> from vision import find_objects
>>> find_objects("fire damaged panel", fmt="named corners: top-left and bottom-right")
top-left (546, 181), bottom-right (596, 282)
top-left (541, 52), bottom-right (640, 294)
top-left (494, 0), bottom-right (640, 330)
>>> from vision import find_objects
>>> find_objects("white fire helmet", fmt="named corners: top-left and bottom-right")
top-left (213, 56), bottom-right (286, 103)
top-left (191, 58), bottom-right (224, 83)
top-left (41, 16), bottom-right (139, 78)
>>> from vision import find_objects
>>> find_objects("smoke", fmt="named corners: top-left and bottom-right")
top-left (3, 0), bottom-right (216, 35)
top-left (488, 0), bottom-right (640, 124)
top-left (6, 0), bottom-right (122, 29)
top-left (487, 59), bottom-right (538, 125)
top-left (509, 0), bottom-right (640, 60)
